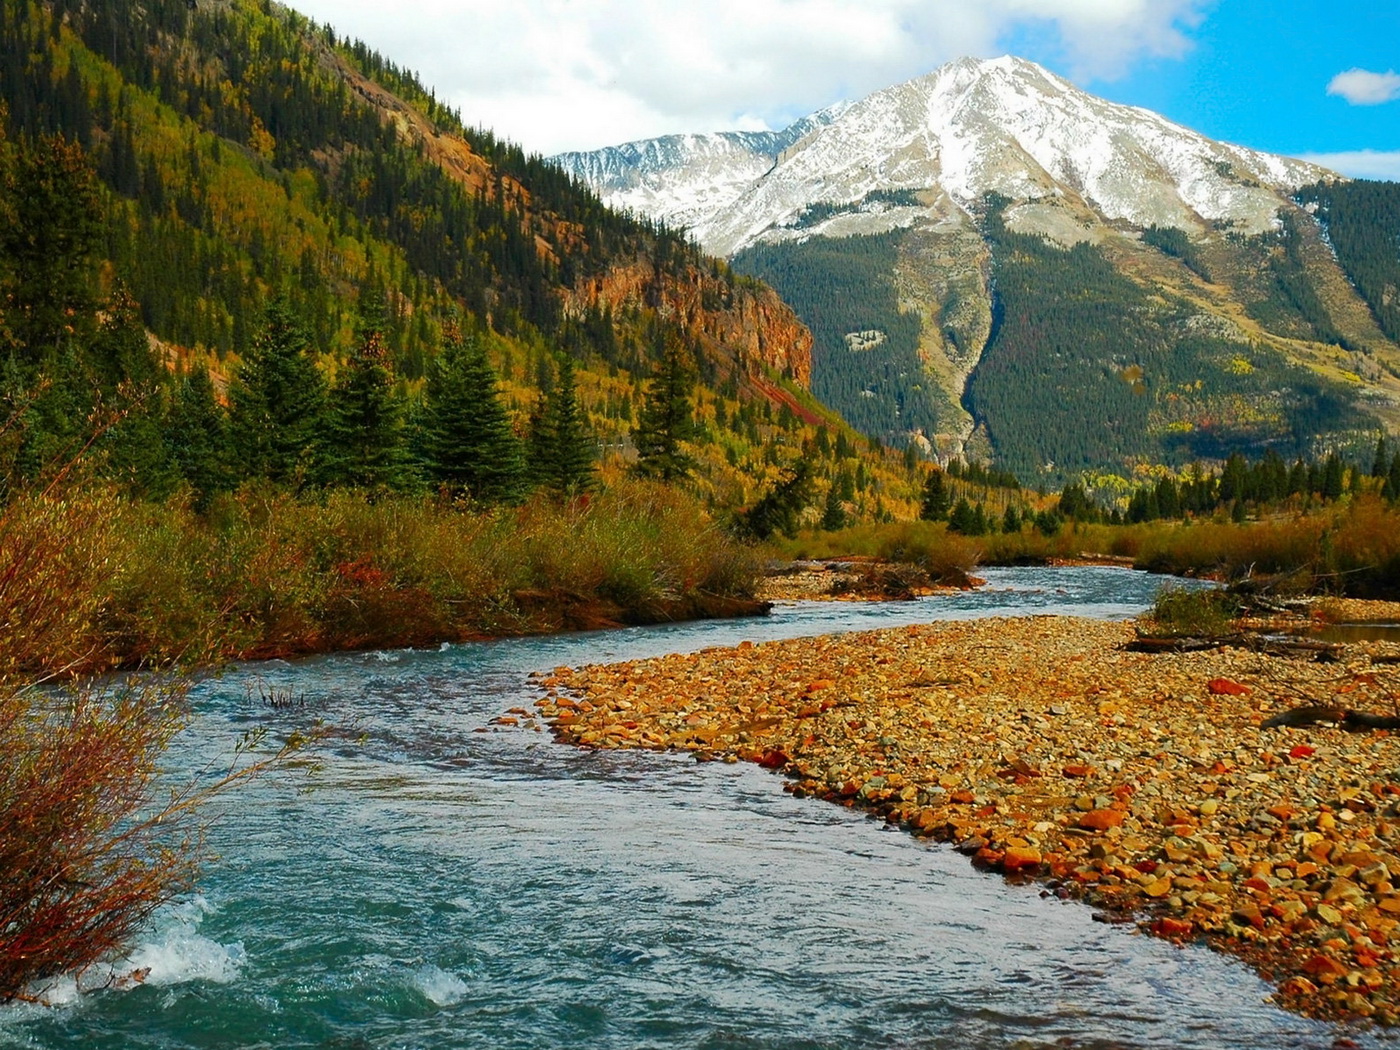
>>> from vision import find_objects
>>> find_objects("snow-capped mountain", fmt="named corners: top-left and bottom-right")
top-left (554, 58), bottom-right (1400, 481)
top-left (554, 56), bottom-right (1333, 257)
top-left (552, 103), bottom-right (851, 236)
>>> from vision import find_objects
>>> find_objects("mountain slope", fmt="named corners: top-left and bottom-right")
top-left (557, 56), bottom-right (1400, 479)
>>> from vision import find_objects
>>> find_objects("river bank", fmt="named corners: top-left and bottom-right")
top-left (536, 610), bottom-right (1400, 1026)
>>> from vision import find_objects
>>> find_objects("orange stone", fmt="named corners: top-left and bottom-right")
top-left (1002, 846), bottom-right (1043, 872)
top-left (1207, 678), bottom-right (1251, 696)
top-left (1078, 809), bottom-right (1126, 831)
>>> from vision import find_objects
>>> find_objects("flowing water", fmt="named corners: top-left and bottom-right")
top-left (5, 567), bottom-right (1393, 1049)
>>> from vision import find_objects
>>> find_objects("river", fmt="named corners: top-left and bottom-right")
top-left (4, 567), bottom-right (1393, 1049)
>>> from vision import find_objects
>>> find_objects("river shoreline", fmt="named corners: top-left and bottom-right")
top-left (535, 610), bottom-right (1400, 1027)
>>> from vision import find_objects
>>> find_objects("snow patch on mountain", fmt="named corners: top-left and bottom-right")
top-left (553, 56), bottom-right (1338, 257)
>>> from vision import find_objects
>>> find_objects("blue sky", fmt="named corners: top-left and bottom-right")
top-left (291, 0), bottom-right (1399, 176)
top-left (1083, 1), bottom-right (1400, 178)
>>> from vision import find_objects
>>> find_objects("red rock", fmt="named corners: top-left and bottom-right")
top-left (1290, 744), bottom-right (1317, 759)
top-left (1207, 678), bottom-right (1251, 695)
top-left (1150, 918), bottom-right (1193, 938)
top-left (806, 679), bottom-right (835, 693)
top-left (1002, 846), bottom-right (1042, 872)
top-left (756, 749), bottom-right (789, 769)
top-left (950, 790), bottom-right (975, 804)
top-left (1078, 809), bottom-right (1126, 831)
top-left (1062, 764), bottom-right (1093, 778)
top-left (1301, 953), bottom-right (1348, 983)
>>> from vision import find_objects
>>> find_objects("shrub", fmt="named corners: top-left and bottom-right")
top-left (1148, 586), bottom-right (1241, 636)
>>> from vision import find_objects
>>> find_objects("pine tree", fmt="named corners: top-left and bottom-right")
top-left (419, 330), bottom-right (525, 503)
top-left (739, 461), bottom-right (813, 540)
top-left (1321, 452), bottom-right (1345, 501)
top-left (91, 286), bottom-right (175, 498)
top-left (1372, 436), bottom-right (1390, 478)
top-left (319, 312), bottom-right (412, 492)
top-left (0, 134), bottom-right (100, 366)
top-left (820, 484), bottom-right (847, 531)
top-left (947, 497), bottom-right (977, 535)
top-left (632, 346), bottom-right (697, 482)
top-left (1002, 504), bottom-right (1022, 533)
top-left (527, 355), bottom-right (595, 496)
top-left (229, 297), bottom-right (326, 487)
top-left (919, 468), bottom-right (950, 521)
top-left (166, 365), bottom-right (233, 509)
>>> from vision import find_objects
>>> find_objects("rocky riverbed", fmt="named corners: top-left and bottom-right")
top-left (530, 614), bottom-right (1400, 1026)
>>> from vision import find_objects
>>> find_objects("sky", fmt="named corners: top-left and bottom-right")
top-left (287, 0), bottom-right (1400, 178)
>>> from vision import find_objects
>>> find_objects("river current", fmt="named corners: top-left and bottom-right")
top-left (5, 567), bottom-right (1394, 1049)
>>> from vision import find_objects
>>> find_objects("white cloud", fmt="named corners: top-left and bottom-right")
top-left (1326, 68), bottom-right (1400, 106)
top-left (1297, 150), bottom-right (1400, 181)
top-left (287, 0), bottom-right (1209, 154)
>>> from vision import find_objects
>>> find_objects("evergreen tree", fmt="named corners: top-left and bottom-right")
top-left (1321, 452), bottom-right (1345, 501)
top-left (319, 310), bottom-right (411, 491)
top-left (1388, 453), bottom-right (1400, 502)
top-left (1002, 504), bottom-right (1022, 533)
top-left (820, 484), bottom-right (847, 531)
top-left (419, 330), bottom-right (525, 502)
top-left (919, 468), bottom-right (951, 521)
top-left (739, 461), bottom-right (813, 540)
top-left (1372, 436), bottom-right (1390, 478)
top-left (166, 364), bottom-right (233, 509)
top-left (0, 134), bottom-right (100, 366)
top-left (947, 497), bottom-right (976, 535)
top-left (632, 347), bottom-right (698, 482)
top-left (1056, 481), bottom-right (1097, 521)
top-left (527, 355), bottom-right (595, 496)
top-left (91, 286), bottom-right (175, 497)
top-left (229, 297), bottom-right (326, 486)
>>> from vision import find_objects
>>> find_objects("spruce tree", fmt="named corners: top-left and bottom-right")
top-left (419, 330), bottom-right (526, 502)
top-left (1321, 452), bottom-right (1345, 501)
top-left (527, 355), bottom-right (595, 496)
top-left (919, 468), bottom-right (950, 521)
top-left (229, 297), bottom-right (326, 487)
top-left (739, 461), bottom-right (813, 540)
top-left (319, 311), bottom-right (411, 492)
top-left (91, 288), bottom-right (175, 498)
top-left (632, 347), bottom-right (697, 482)
top-left (947, 497), bottom-right (976, 535)
top-left (820, 484), bottom-right (847, 531)
top-left (166, 365), bottom-right (233, 509)
top-left (1372, 436), bottom-right (1390, 478)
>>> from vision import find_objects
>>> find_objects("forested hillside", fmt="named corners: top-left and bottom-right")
top-left (731, 232), bottom-right (954, 440)
top-left (0, 0), bottom-right (931, 520)
top-left (966, 198), bottom-right (1376, 480)
top-left (1296, 180), bottom-right (1400, 348)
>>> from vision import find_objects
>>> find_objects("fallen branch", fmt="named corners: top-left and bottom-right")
top-left (1261, 705), bottom-right (1400, 731)
top-left (1126, 633), bottom-right (1344, 660)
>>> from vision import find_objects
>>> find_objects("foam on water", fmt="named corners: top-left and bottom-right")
top-left (120, 897), bottom-right (246, 988)
top-left (408, 964), bottom-right (469, 1007)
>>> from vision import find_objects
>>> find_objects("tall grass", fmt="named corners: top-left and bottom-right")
top-left (1131, 497), bottom-right (1400, 596)
top-left (2, 478), bottom-right (766, 674)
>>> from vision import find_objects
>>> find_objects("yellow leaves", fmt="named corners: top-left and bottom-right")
top-left (248, 116), bottom-right (276, 161)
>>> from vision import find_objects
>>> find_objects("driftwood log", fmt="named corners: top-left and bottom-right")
top-left (1261, 705), bottom-right (1400, 731)
top-left (1125, 633), bottom-right (1344, 660)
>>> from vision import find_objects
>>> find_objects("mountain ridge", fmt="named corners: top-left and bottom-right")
top-left (555, 56), bottom-right (1400, 481)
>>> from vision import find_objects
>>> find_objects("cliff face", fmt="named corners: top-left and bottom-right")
top-left (568, 261), bottom-right (813, 388)
top-left (334, 50), bottom-right (814, 394)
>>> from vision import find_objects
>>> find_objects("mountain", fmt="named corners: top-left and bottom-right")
top-left (556, 56), bottom-right (1400, 482)
top-left (4, 0), bottom-right (935, 516)
top-left (552, 102), bottom-right (850, 236)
